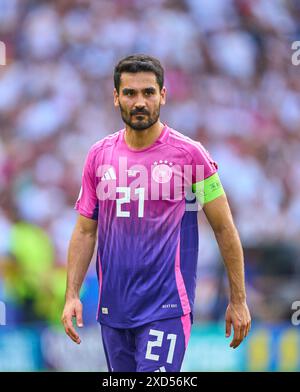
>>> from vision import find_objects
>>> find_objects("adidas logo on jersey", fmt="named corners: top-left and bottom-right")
top-left (101, 168), bottom-right (116, 181)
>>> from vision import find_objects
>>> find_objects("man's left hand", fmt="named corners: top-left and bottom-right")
top-left (225, 301), bottom-right (251, 349)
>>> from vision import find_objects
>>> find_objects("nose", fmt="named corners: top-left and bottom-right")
top-left (134, 93), bottom-right (146, 110)
top-left (134, 105), bottom-right (146, 113)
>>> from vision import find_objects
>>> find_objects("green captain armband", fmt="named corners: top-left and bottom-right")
top-left (192, 172), bottom-right (225, 205)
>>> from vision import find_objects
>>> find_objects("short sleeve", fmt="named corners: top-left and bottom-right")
top-left (191, 141), bottom-right (218, 183)
top-left (74, 148), bottom-right (99, 220)
top-left (190, 142), bottom-right (225, 205)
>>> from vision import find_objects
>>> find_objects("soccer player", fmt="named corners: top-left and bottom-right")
top-left (61, 54), bottom-right (251, 372)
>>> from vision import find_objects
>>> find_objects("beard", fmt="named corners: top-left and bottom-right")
top-left (119, 102), bottom-right (160, 131)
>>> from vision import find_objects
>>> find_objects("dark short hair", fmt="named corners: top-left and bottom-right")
top-left (114, 54), bottom-right (164, 93)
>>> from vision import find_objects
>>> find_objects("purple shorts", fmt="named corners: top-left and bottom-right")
top-left (100, 313), bottom-right (192, 372)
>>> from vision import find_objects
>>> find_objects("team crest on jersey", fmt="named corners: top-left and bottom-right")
top-left (152, 160), bottom-right (173, 184)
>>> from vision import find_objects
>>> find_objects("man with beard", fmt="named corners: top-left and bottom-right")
top-left (61, 54), bottom-right (251, 372)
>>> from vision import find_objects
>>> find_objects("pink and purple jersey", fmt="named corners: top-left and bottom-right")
top-left (75, 124), bottom-right (220, 328)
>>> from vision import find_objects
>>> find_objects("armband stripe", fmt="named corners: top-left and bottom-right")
top-left (192, 172), bottom-right (225, 205)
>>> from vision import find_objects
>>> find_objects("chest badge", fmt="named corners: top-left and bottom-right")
top-left (152, 160), bottom-right (173, 184)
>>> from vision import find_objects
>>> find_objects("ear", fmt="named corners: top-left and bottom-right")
top-left (160, 86), bottom-right (167, 106)
top-left (113, 88), bottom-right (119, 107)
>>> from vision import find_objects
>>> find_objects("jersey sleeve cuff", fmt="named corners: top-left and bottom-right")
top-left (74, 203), bottom-right (97, 220)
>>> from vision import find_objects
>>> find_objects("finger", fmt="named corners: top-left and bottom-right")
top-left (64, 318), bottom-right (80, 340)
top-left (243, 323), bottom-right (249, 338)
top-left (240, 324), bottom-right (247, 341)
top-left (231, 337), bottom-right (242, 349)
top-left (62, 316), bottom-right (81, 343)
top-left (225, 319), bottom-right (231, 338)
top-left (230, 322), bottom-right (238, 346)
top-left (65, 328), bottom-right (80, 343)
top-left (65, 325), bottom-right (81, 344)
top-left (75, 305), bottom-right (84, 328)
top-left (230, 324), bottom-right (242, 348)
top-left (243, 317), bottom-right (251, 338)
top-left (233, 323), bottom-right (247, 348)
top-left (245, 320), bottom-right (251, 337)
top-left (66, 328), bottom-right (80, 343)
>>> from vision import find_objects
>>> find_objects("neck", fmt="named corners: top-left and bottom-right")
top-left (124, 120), bottom-right (164, 149)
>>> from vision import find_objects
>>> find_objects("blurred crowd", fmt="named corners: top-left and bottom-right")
top-left (0, 0), bottom-right (300, 324)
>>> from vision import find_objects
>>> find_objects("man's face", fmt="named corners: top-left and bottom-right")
top-left (114, 72), bottom-right (166, 131)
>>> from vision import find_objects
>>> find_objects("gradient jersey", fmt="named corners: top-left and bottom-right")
top-left (75, 125), bottom-right (221, 328)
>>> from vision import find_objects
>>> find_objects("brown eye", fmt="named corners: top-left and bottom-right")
top-left (123, 90), bottom-right (134, 96)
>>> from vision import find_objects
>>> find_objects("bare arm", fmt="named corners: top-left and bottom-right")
top-left (203, 194), bottom-right (251, 348)
top-left (66, 214), bottom-right (97, 299)
top-left (62, 214), bottom-right (98, 344)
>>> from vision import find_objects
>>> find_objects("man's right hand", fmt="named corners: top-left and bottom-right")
top-left (61, 298), bottom-right (83, 344)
